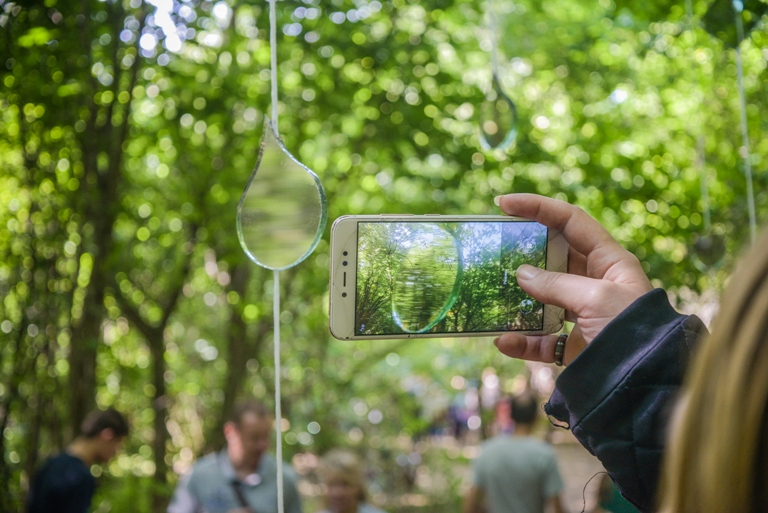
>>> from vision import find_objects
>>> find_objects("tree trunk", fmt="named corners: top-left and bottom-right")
top-left (207, 264), bottom-right (251, 451)
top-left (149, 330), bottom-right (169, 513)
top-left (206, 264), bottom-right (273, 453)
top-left (67, 2), bottom-right (146, 438)
top-left (68, 300), bottom-right (100, 438)
top-left (114, 228), bottom-right (193, 512)
top-left (0, 323), bottom-right (28, 513)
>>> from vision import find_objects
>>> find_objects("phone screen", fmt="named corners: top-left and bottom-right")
top-left (355, 221), bottom-right (547, 336)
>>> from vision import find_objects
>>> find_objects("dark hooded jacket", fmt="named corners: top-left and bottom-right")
top-left (544, 289), bottom-right (707, 512)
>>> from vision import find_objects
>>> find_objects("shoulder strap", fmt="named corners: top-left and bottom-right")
top-left (230, 479), bottom-right (256, 513)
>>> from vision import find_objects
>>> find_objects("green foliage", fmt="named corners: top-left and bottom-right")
top-left (355, 221), bottom-right (545, 335)
top-left (0, 0), bottom-right (767, 511)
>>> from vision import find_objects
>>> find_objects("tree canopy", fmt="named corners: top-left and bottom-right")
top-left (1, 0), bottom-right (766, 510)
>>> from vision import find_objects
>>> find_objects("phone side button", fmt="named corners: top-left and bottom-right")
top-left (380, 214), bottom-right (414, 216)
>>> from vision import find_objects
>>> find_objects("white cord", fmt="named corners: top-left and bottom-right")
top-left (732, 0), bottom-right (757, 242)
top-left (269, 0), bottom-right (278, 133)
top-left (486, 0), bottom-right (499, 78)
top-left (273, 269), bottom-right (284, 513)
top-left (734, 46), bottom-right (757, 242)
top-left (268, 3), bottom-right (284, 510)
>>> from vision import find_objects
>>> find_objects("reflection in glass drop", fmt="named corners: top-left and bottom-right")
top-left (237, 118), bottom-right (328, 270)
top-left (479, 75), bottom-right (518, 151)
top-left (391, 224), bottom-right (463, 333)
top-left (519, 299), bottom-right (534, 315)
top-left (691, 232), bottom-right (725, 271)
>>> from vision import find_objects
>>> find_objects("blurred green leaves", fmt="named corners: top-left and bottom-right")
top-left (1, 0), bottom-right (768, 510)
top-left (17, 27), bottom-right (58, 47)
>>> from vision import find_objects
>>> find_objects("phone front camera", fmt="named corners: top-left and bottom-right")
top-left (343, 251), bottom-right (348, 256)
top-left (342, 292), bottom-right (347, 297)
top-left (343, 261), bottom-right (348, 266)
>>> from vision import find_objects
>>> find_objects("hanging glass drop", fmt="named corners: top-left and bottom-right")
top-left (391, 224), bottom-right (463, 333)
top-left (237, 118), bottom-right (328, 271)
top-left (479, 75), bottom-right (519, 151)
top-left (691, 232), bottom-right (726, 271)
top-left (519, 299), bottom-right (534, 315)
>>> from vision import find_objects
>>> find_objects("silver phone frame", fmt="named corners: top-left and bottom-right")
top-left (329, 214), bottom-right (567, 340)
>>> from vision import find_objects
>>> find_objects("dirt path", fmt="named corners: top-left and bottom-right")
top-left (552, 440), bottom-right (606, 513)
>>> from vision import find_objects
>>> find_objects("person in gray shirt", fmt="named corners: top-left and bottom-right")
top-left (168, 399), bottom-right (303, 513)
top-left (464, 393), bottom-right (565, 513)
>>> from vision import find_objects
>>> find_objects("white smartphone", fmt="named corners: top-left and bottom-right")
top-left (329, 215), bottom-right (567, 340)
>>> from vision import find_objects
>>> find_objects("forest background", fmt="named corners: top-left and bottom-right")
top-left (354, 221), bottom-right (548, 335)
top-left (1, 0), bottom-right (767, 511)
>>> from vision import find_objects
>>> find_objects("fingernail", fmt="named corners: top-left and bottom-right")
top-left (494, 195), bottom-right (502, 206)
top-left (516, 265), bottom-right (541, 281)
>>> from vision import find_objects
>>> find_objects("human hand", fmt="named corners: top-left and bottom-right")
top-left (494, 194), bottom-right (653, 365)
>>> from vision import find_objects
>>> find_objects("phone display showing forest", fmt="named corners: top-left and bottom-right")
top-left (355, 221), bottom-right (547, 335)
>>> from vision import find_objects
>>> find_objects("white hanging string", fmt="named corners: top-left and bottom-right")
top-left (270, 0), bottom-right (279, 133)
top-left (268, 0), bottom-right (284, 512)
top-left (273, 269), bottom-right (284, 513)
top-left (486, 0), bottom-right (500, 78)
top-left (732, 0), bottom-right (757, 241)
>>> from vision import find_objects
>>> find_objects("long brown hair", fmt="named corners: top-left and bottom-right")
top-left (659, 228), bottom-right (768, 513)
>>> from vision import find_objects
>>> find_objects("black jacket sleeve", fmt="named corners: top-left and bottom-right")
top-left (544, 289), bottom-right (707, 513)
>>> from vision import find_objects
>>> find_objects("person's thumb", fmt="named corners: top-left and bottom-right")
top-left (516, 264), bottom-right (599, 314)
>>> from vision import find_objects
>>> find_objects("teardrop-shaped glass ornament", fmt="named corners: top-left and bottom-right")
top-left (237, 118), bottom-right (328, 270)
top-left (391, 224), bottom-right (464, 333)
top-left (479, 75), bottom-right (518, 151)
top-left (691, 232), bottom-right (726, 271)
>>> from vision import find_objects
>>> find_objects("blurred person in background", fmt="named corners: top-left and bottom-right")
top-left (27, 408), bottom-right (129, 513)
top-left (317, 449), bottom-right (386, 513)
top-left (168, 398), bottom-right (302, 513)
top-left (464, 393), bottom-right (565, 513)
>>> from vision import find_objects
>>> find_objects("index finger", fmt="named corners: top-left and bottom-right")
top-left (496, 193), bottom-right (620, 259)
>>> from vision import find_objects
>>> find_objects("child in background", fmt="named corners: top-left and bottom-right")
top-left (317, 450), bottom-right (386, 513)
